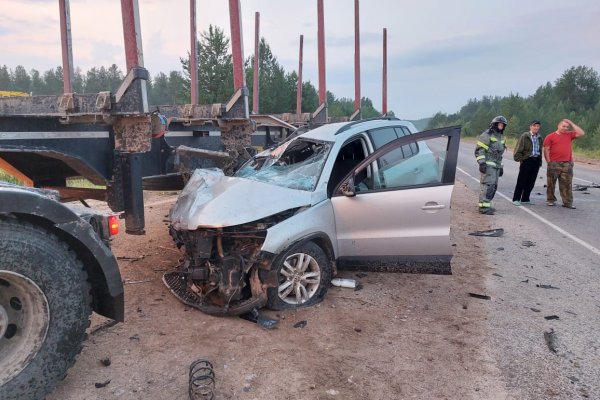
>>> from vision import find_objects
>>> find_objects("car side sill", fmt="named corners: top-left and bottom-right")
top-left (336, 255), bottom-right (452, 275)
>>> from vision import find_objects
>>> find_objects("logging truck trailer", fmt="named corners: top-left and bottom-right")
top-left (0, 0), bottom-right (255, 397)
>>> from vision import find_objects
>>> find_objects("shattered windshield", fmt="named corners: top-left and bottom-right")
top-left (235, 139), bottom-right (332, 191)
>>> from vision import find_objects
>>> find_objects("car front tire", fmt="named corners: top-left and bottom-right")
top-left (266, 241), bottom-right (331, 310)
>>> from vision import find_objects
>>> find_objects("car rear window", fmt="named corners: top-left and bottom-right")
top-left (369, 125), bottom-right (412, 150)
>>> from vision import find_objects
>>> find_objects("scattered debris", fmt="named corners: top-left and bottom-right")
top-left (544, 328), bottom-right (559, 353)
top-left (568, 376), bottom-right (580, 383)
top-left (354, 283), bottom-right (364, 291)
top-left (100, 357), bottom-right (111, 367)
top-left (89, 319), bottom-right (118, 336)
top-left (326, 389), bottom-right (340, 395)
top-left (124, 278), bottom-right (153, 285)
top-left (94, 380), bottom-right (111, 388)
top-left (536, 284), bottom-right (560, 290)
top-left (293, 320), bottom-right (308, 329)
top-left (355, 272), bottom-right (368, 278)
top-left (521, 279), bottom-right (529, 283)
top-left (521, 240), bottom-right (536, 247)
top-left (188, 359), bottom-right (215, 400)
top-left (354, 327), bottom-right (362, 333)
top-left (496, 247), bottom-right (504, 251)
top-left (468, 292), bottom-right (491, 300)
top-left (544, 315), bottom-right (560, 320)
top-left (116, 255), bottom-right (145, 262)
top-left (530, 308), bottom-right (541, 313)
top-left (468, 228), bottom-right (504, 237)
top-left (238, 308), bottom-right (279, 330)
top-left (129, 334), bottom-right (140, 341)
top-left (331, 278), bottom-right (357, 288)
top-left (492, 273), bottom-right (503, 277)
top-left (573, 184), bottom-right (588, 191)
top-left (565, 310), bottom-right (578, 316)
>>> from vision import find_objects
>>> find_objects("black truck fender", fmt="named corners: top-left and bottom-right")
top-left (0, 184), bottom-right (124, 321)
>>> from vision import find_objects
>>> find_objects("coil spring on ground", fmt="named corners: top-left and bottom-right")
top-left (189, 359), bottom-right (215, 400)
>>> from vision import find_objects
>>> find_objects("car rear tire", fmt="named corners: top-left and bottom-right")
top-left (0, 217), bottom-right (91, 400)
top-left (266, 241), bottom-right (331, 310)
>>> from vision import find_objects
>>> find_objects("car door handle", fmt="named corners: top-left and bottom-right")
top-left (421, 204), bottom-right (445, 210)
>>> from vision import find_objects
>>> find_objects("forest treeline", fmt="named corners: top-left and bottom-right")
top-left (426, 65), bottom-right (600, 153)
top-left (0, 25), bottom-right (381, 119)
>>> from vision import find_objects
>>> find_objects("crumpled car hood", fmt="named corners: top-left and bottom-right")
top-left (170, 169), bottom-right (312, 230)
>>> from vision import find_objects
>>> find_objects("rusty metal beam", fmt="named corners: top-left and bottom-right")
top-left (382, 27), bottom-right (387, 115)
top-left (317, 0), bottom-right (326, 104)
top-left (253, 12), bottom-right (260, 114)
top-left (190, 0), bottom-right (198, 105)
top-left (121, 0), bottom-right (144, 70)
top-left (354, 0), bottom-right (361, 112)
top-left (0, 156), bottom-right (33, 187)
top-left (229, 0), bottom-right (245, 91)
top-left (58, 0), bottom-right (74, 94)
top-left (43, 186), bottom-right (107, 202)
top-left (297, 35), bottom-right (304, 115)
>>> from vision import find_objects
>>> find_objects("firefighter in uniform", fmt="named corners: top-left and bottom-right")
top-left (475, 116), bottom-right (507, 214)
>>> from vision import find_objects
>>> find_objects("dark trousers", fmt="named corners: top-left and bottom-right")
top-left (513, 156), bottom-right (541, 202)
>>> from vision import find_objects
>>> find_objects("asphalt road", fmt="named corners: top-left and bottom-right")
top-left (456, 139), bottom-right (600, 399)
top-left (457, 140), bottom-right (600, 254)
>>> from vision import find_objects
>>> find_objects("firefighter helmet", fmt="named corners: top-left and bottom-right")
top-left (490, 115), bottom-right (507, 125)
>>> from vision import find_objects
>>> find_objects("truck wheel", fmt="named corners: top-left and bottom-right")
top-left (266, 241), bottom-right (331, 310)
top-left (0, 218), bottom-right (91, 400)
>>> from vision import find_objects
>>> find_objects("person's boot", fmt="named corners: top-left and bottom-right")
top-left (479, 207), bottom-right (495, 215)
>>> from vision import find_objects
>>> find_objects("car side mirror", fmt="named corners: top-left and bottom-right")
top-left (340, 176), bottom-right (356, 197)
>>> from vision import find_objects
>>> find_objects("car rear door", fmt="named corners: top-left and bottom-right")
top-left (330, 126), bottom-right (461, 273)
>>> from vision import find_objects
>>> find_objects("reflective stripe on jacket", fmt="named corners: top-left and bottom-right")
top-left (475, 129), bottom-right (505, 168)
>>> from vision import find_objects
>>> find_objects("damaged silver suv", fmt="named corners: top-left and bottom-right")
top-left (165, 118), bottom-right (461, 315)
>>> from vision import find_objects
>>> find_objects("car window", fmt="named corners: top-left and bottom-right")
top-left (235, 138), bottom-right (332, 191)
top-left (355, 136), bottom-right (447, 191)
top-left (368, 127), bottom-right (398, 150)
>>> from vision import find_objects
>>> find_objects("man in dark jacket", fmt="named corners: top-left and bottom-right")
top-left (512, 120), bottom-right (543, 205)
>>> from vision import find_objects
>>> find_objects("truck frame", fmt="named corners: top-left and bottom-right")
top-left (0, 1), bottom-right (257, 399)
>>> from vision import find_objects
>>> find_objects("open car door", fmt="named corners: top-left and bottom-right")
top-left (330, 126), bottom-right (461, 274)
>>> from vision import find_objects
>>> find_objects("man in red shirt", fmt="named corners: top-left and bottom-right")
top-left (543, 119), bottom-right (585, 208)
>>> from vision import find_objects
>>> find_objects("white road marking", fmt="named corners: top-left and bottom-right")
top-left (457, 166), bottom-right (600, 257)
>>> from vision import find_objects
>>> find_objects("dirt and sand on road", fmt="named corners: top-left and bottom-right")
top-left (49, 183), bottom-right (511, 400)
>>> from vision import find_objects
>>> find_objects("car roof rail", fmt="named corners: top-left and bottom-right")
top-left (334, 116), bottom-right (400, 135)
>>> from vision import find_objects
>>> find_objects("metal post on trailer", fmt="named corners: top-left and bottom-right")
top-left (317, 0), bottom-right (326, 106)
top-left (190, 0), bottom-right (198, 105)
top-left (354, 0), bottom-right (361, 115)
top-left (252, 12), bottom-right (260, 114)
top-left (382, 27), bottom-right (388, 116)
top-left (58, 0), bottom-right (74, 94)
top-left (296, 34), bottom-right (304, 115)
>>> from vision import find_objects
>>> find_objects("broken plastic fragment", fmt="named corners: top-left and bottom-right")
top-left (468, 228), bottom-right (504, 237)
top-left (468, 292), bottom-right (491, 300)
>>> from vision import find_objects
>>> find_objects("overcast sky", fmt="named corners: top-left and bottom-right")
top-left (1, 0), bottom-right (599, 119)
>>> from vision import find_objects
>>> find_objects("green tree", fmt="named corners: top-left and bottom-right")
top-left (245, 37), bottom-right (292, 113)
top-left (13, 65), bottom-right (31, 93)
top-left (42, 67), bottom-right (63, 94)
top-left (29, 69), bottom-right (45, 94)
top-left (554, 66), bottom-right (600, 111)
top-left (0, 65), bottom-right (14, 90)
top-left (181, 25), bottom-right (234, 104)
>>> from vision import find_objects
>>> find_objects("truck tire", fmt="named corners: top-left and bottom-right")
top-left (0, 217), bottom-right (92, 400)
top-left (266, 241), bottom-right (331, 310)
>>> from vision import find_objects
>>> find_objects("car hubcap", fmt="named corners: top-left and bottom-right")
top-left (278, 252), bottom-right (321, 305)
top-left (0, 271), bottom-right (50, 387)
